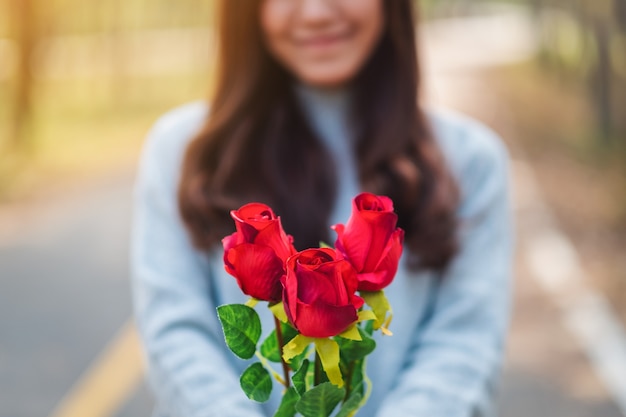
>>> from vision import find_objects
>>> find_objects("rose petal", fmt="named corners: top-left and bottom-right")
top-left (357, 228), bottom-right (404, 292)
top-left (221, 232), bottom-right (239, 255)
top-left (337, 212), bottom-right (372, 271)
top-left (354, 193), bottom-right (394, 212)
top-left (356, 271), bottom-right (388, 292)
top-left (352, 294), bottom-right (365, 310)
top-left (282, 273), bottom-right (298, 323)
top-left (294, 300), bottom-right (358, 338)
top-left (232, 203), bottom-right (277, 225)
top-left (234, 220), bottom-right (260, 243)
top-left (224, 243), bottom-right (284, 301)
top-left (339, 201), bottom-right (398, 272)
top-left (359, 215), bottom-right (397, 272)
top-left (283, 248), bottom-right (361, 337)
top-left (295, 267), bottom-right (339, 305)
top-left (297, 261), bottom-right (348, 305)
top-left (254, 219), bottom-right (296, 262)
top-left (295, 248), bottom-right (335, 265)
top-left (231, 203), bottom-right (277, 241)
top-left (336, 259), bottom-right (359, 297)
top-left (294, 252), bottom-right (346, 305)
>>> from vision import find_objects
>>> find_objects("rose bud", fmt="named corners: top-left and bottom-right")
top-left (230, 203), bottom-right (296, 262)
top-left (282, 248), bottom-right (364, 338)
top-left (332, 193), bottom-right (404, 292)
top-left (222, 203), bottom-right (296, 302)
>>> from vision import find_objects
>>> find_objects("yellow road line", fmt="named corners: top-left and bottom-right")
top-left (49, 320), bottom-right (145, 417)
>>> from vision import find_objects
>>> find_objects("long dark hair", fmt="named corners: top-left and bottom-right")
top-left (178, 0), bottom-right (459, 270)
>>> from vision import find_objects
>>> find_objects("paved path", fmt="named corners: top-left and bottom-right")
top-left (1, 5), bottom-right (625, 417)
top-left (497, 162), bottom-right (623, 417)
top-left (0, 172), bottom-right (144, 417)
top-left (422, 8), bottom-right (626, 417)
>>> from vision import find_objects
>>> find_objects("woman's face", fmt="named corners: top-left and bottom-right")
top-left (261, 0), bottom-right (384, 89)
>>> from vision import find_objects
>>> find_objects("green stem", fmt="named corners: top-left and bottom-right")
top-left (314, 351), bottom-right (322, 386)
top-left (274, 316), bottom-right (291, 388)
top-left (344, 361), bottom-right (356, 401)
top-left (361, 359), bottom-right (373, 406)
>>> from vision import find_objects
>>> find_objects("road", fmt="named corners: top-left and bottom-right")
top-left (0, 172), bottom-right (148, 417)
top-left (1, 5), bottom-right (625, 417)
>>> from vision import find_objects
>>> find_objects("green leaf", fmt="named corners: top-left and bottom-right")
top-left (295, 382), bottom-right (345, 417)
top-left (360, 290), bottom-right (392, 330)
top-left (314, 339), bottom-right (343, 387)
top-left (336, 328), bottom-right (376, 363)
top-left (306, 355), bottom-right (316, 387)
top-left (292, 359), bottom-right (310, 395)
top-left (335, 392), bottom-right (363, 417)
top-left (350, 380), bottom-right (365, 399)
top-left (273, 386), bottom-right (299, 417)
top-left (357, 310), bottom-right (377, 323)
top-left (240, 362), bottom-right (272, 403)
top-left (338, 324), bottom-right (361, 341)
top-left (260, 330), bottom-right (281, 362)
top-left (260, 324), bottom-right (299, 363)
top-left (283, 334), bottom-right (314, 362)
top-left (217, 304), bottom-right (262, 360)
top-left (288, 344), bottom-right (310, 372)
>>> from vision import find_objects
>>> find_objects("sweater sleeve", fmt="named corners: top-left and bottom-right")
top-left (376, 121), bottom-right (514, 417)
top-left (130, 107), bottom-right (266, 417)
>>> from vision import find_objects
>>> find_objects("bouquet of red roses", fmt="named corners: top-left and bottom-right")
top-left (217, 193), bottom-right (404, 417)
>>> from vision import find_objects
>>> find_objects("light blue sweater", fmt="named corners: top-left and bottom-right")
top-left (131, 88), bottom-right (513, 417)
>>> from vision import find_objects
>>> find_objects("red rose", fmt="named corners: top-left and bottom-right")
top-left (282, 248), bottom-right (364, 338)
top-left (222, 203), bottom-right (296, 302)
top-left (332, 193), bottom-right (404, 292)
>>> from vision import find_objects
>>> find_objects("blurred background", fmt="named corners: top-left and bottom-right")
top-left (1, 0), bottom-right (625, 416)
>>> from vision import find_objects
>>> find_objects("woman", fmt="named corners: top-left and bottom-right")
top-left (131, 1), bottom-right (513, 416)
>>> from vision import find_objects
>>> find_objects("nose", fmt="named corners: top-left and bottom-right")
top-left (296, 0), bottom-right (337, 24)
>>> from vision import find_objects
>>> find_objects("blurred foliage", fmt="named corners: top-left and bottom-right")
top-left (418, 0), bottom-right (626, 148)
top-left (418, 0), bottom-right (526, 18)
top-left (0, 0), bottom-right (216, 200)
top-left (528, 0), bottom-right (626, 145)
top-left (0, 0), bottom-right (624, 201)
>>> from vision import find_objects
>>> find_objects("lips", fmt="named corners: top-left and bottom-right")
top-left (293, 29), bottom-right (353, 51)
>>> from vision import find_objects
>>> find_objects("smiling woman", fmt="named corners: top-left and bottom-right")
top-left (260, 0), bottom-right (384, 88)
top-left (131, 0), bottom-right (514, 416)
top-left (178, 0), bottom-right (459, 262)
